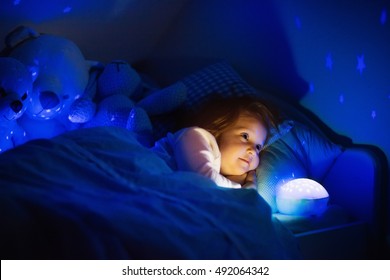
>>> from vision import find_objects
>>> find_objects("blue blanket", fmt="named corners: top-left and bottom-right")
top-left (0, 126), bottom-right (300, 259)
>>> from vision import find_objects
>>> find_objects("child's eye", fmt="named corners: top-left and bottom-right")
top-left (241, 133), bottom-right (249, 140)
top-left (255, 144), bottom-right (262, 152)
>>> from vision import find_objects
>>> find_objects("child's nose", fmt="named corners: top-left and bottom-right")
top-left (247, 144), bottom-right (256, 154)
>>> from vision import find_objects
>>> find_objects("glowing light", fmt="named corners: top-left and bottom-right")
top-left (371, 110), bottom-right (376, 119)
top-left (13, 0), bottom-right (21, 5)
top-left (276, 178), bottom-right (329, 216)
top-left (357, 55), bottom-right (366, 75)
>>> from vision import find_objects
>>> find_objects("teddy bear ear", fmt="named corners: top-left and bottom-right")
top-left (4, 25), bottom-right (40, 50)
top-left (97, 60), bottom-right (141, 99)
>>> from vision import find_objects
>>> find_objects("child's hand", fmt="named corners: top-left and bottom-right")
top-left (225, 174), bottom-right (247, 185)
top-left (225, 171), bottom-right (257, 189)
top-left (242, 170), bottom-right (257, 189)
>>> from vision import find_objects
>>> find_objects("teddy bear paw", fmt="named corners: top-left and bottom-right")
top-left (68, 98), bottom-right (97, 123)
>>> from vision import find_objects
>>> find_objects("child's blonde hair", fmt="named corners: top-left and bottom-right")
top-left (183, 95), bottom-right (278, 144)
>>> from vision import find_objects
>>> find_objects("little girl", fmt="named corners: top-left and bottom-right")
top-left (152, 95), bottom-right (277, 189)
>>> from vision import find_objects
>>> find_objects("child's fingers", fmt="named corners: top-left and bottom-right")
top-left (246, 170), bottom-right (257, 182)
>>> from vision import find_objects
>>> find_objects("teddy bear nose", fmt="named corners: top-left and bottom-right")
top-left (40, 91), bottom-right (60, 109)
top-left (10, 100), bottom-right (23, 113)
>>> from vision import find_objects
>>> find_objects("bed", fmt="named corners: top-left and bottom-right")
top-left (0, 58), bottom-right (388, 260)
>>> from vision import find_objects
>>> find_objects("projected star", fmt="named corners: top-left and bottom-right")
top-left (326, 53), bottom-right (333, 70)
top-left (339, 94), bottom-right (344, 104)
top-left (309, 82), bottom-right (314, 93)
top-left (63, 6), bottom-right (72, 13)
top-left (295, 16), bottom-right (302, 29)
top-left (381, 9), bottom-right (387, 25)
top-left (357, 55), bottom-right (366, 75)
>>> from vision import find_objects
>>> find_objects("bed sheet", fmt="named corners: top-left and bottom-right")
top-left (0, 126), bottom-right (300, 259)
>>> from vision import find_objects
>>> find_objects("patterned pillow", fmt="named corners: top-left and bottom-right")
top-left (180, 61), bottom-right (258, 112)
top-left (256, 122), bottom-right (343, 213)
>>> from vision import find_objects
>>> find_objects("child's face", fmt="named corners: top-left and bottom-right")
top-left (218, 114), bottom-right (267, 176)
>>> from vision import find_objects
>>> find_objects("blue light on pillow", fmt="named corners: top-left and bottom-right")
top-left (276, 178), bottom-right (329, 216)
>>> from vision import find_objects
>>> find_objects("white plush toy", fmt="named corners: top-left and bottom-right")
top-left (0, 57), bottom-right (32, 153)
top-left (71, 60), bottom-right (187, 146)
top-left (3, 25), bottom-right (94, 140)
top-left (2, 26), bottom-right (187, 149)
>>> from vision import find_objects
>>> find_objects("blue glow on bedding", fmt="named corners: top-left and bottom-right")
top-left (0, 126), bottom-right (302, 259)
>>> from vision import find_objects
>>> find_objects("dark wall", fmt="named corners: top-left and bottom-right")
top-left (0, 0), bottom-right (188, 63)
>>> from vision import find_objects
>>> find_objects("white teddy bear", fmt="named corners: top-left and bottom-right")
top-left (0, 57), bottom-right (32, 153)
top-left (69, 60), bottom-right (187, 146)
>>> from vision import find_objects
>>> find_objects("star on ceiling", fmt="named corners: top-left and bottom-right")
top-left (339, 94), bottom-right (344, 104)
top-left (63, 6), bottom-right (72, 13)
top-left (309, 82), bottom-right (314, 93)
top-left (380, 9), bottom-right (387, 25)
top-left (326, 53), bottom-right (333, 70)
top-left (357, 55), bottom-right (366, 75)
top-left (295, 16), bottom-right (302, 29)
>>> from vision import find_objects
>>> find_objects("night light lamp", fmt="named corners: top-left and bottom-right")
top-left (276, 178), bottom-right (329, 216)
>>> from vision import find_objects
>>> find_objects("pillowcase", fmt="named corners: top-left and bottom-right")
top-left (256, 121), bottom-right (343, 213)
top-left (179, 61), bottom-right (258, 112)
